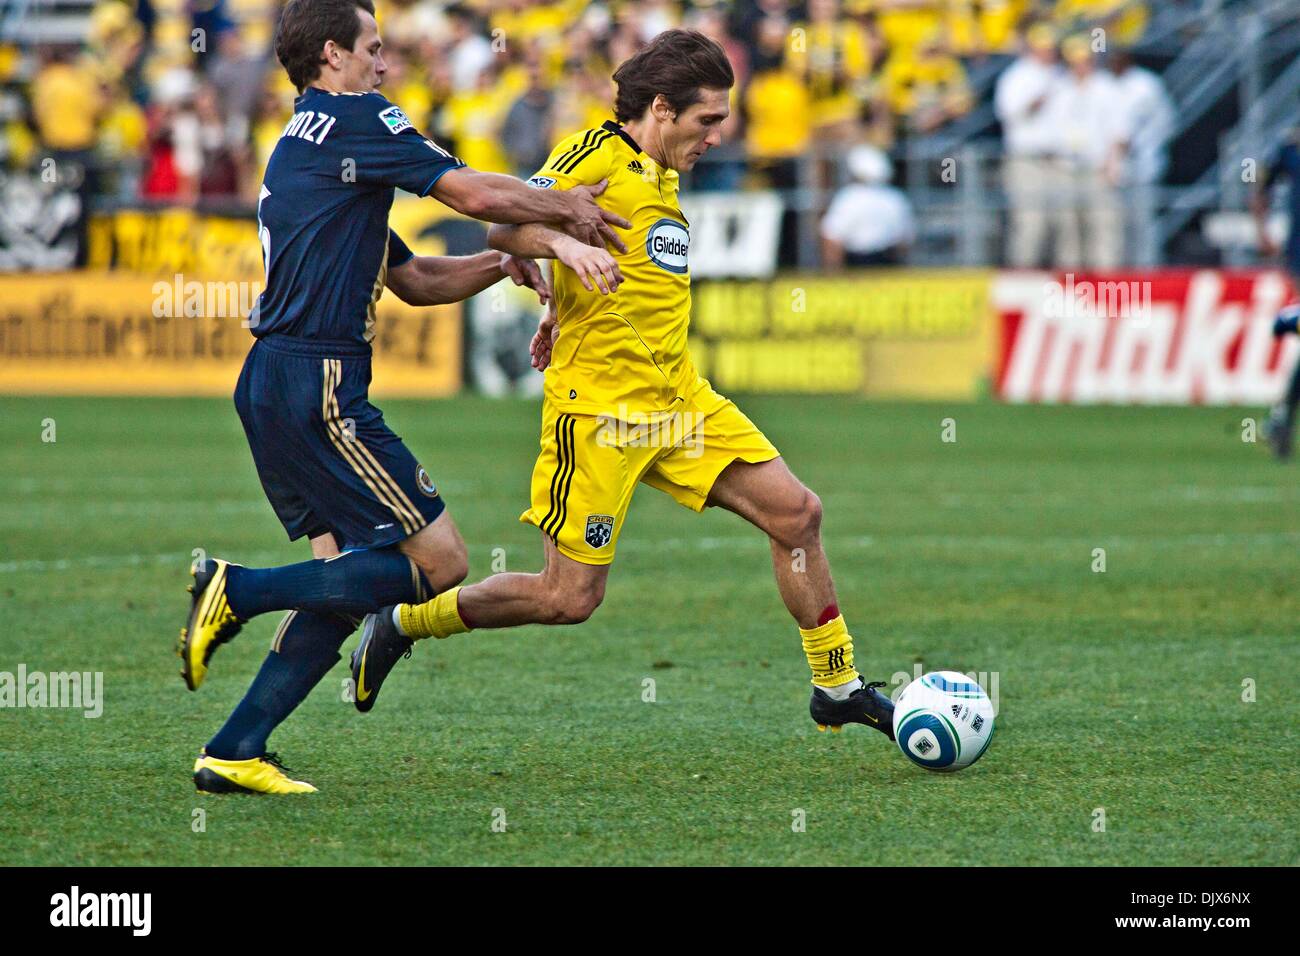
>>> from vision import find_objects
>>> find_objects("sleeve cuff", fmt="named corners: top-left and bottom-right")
top-left (419, 161), bottom-right (467, 198)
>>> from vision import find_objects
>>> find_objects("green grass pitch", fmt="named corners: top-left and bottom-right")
top-left (1, 394), bottom-right (1296, 865)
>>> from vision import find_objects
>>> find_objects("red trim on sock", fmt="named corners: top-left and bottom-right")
top-left (456, 592), bottom-right (475, 630)
top-left (816, 604), bottom-right (840, 628)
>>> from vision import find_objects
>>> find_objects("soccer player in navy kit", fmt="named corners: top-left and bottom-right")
top-left (1255, 129), bottom-right (1300, 459)
top-left (179, 0), bottom-right (626, 794)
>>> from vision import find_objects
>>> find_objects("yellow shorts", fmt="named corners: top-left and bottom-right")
top-left (520, 377), bottom-right (780, 565)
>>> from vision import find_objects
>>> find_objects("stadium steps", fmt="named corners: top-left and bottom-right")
top-left (1159, 8), bottom-right (1300, 257)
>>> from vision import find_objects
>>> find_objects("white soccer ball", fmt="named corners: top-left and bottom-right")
top-left (892, 671), bottom-right (995, 772)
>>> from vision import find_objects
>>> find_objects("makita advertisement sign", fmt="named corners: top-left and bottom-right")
top-left (994, 270), bottom-right (1299, 405)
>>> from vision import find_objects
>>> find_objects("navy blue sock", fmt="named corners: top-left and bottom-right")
top-left (1286, 357), bottom-right (1300, 414)
top-left (223, 548), bottom-right (429, 620)
top-left (205, 610), bottom-right (356, 761)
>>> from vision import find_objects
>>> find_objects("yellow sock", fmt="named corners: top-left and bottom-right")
top-left (800, 614), bottom-right (856, 687)
top-left (398, 586), bottom-right (469, 640)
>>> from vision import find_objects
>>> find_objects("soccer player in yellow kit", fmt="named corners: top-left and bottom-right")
top-left (351, 30), bottom-right (896, 741)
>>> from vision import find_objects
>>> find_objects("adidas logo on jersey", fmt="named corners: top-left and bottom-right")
top-left (627, 159), bottom-right (645, 175)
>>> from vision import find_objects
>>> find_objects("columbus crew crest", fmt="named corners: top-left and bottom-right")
top-left (584, 514), bottom-right (614, 549)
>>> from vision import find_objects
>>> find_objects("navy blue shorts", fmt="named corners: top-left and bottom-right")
top-left (233, 335), bottom-right (445, 551)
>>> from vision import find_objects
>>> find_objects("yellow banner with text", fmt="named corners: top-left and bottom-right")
top-left (0, 273), bottom-right (461, 396)
top-left (690, 271), bottom-right (995, 398)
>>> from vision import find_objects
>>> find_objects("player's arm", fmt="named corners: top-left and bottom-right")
top-left (432, 168), bottom-right (629, 251)
top-left (529, 295), bottom-right (558, 372)
top-left (351, 95), bottom-right (627, 248)
top-left (485, 132), bottom-right (630, 293)
top-left (487, 221), bottom-right (623, 294)
top-left (383, 229), bottom-right (548, 306)
top-left (387, 252), bottom-right (548, 306)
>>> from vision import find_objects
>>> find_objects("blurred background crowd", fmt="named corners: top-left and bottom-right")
top-left (1, 0), bottom-right (1297, 270)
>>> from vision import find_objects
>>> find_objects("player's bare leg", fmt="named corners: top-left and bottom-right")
top-left (705, 457), bottom-right (894, 740)
top-left (398, 510), bottom-right (470, 595)
top-left (352, 534), bottom-right (607, 711)
top-left (703, 457), bottom-right (833, 629)
top-left (455, 534), bottom-right (608, 627)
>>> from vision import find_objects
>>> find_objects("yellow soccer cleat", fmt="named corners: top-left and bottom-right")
top-left (193, 751), bottom-right (317, 794)
top-left (177, 558), bottom-right (244, 691)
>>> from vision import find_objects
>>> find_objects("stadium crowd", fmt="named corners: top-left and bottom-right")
top-left (1, 0), bottom-right (1160, 268)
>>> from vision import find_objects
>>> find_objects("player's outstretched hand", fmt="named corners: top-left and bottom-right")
top-left (554, 235), bottom-right (623, 294)
top-left (562, 179), bottom-right (630, 253)
top-left (530, 299), bottom-right (558, 371)
top-left (501, 254), bottom-right (550, 305)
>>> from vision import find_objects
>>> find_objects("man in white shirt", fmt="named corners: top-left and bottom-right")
top-left (995, 23), bottom-right (1063, 267)
top-left (1109, 49), bottom-right (1176, 266)
top-left (445, 3), bottom-right (494, 92)
top-left (1041, 34), bottom-right (1129, 269)
top-left (821, 145), bottom-right (916, 267)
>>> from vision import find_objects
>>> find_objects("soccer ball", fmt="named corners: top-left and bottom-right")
top-left (892, 671), bottom-right (995, 772)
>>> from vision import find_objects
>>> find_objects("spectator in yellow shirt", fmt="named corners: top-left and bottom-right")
top-left (1054, 0), bottom-right (1148, 46)
top-left (882, 31), bottom-right (973, 133)
top-left (873, 0), bottom-right (944, 55)
top-left (746, 18), bottom-right (814, 168)
top-left (547, 59), bottom-right (613, 141)
top-left (490, 0), bottom-right (584, 52)
top-left (438, 65), bottom-right (515, 174)
top-left (31, 47), bottom-right (104, 151)
top-left (31, 45), bottom-right (107, 265)
top-left (946, 0), bottom-right (1029, 56)
top-left (786, 0), bottom-right (873, 138)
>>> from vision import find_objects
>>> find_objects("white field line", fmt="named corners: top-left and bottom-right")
top-left (625, 530), bottom-right (1300, 553)
top-left (0, 550), bottom-right (287, 575)
top-left (925, 486), bottom-right (1300, 508)
top-left (5, 530), bottom-right (1300, 575)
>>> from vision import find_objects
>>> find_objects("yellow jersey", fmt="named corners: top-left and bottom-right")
top-left (745, 70), bottom-right (813, 159)
top-left (530, 120), bottom-right (696, 416)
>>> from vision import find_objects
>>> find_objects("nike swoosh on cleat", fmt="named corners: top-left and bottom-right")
top-left (863, 714), bottom-right (878, 723)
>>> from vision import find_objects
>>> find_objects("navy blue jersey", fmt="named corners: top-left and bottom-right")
top-left (251, 87), bottom-right (464, 346)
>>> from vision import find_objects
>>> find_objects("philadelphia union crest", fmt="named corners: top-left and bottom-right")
top-left (585, 514), bottom-right (614, 549)
top-left (415, 465), bottom-right (438, 497)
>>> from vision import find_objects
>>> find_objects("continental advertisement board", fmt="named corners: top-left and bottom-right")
top-left (1, 201), bottom-right (464, 397)
top-left (0, 272), bottom-right (461, 397)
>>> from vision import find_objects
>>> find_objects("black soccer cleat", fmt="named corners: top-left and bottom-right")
top-left (178, 557), bottom-right (245, 691)
top-left (350, 607), bottom-right (412, 713)
top-left (810, 678), bottom-right (896, 741)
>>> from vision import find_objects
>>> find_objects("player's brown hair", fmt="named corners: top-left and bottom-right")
top-left (612, 29), bottom-right (735, 124)
top-left (275, 0), bottom-right (377, 92)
